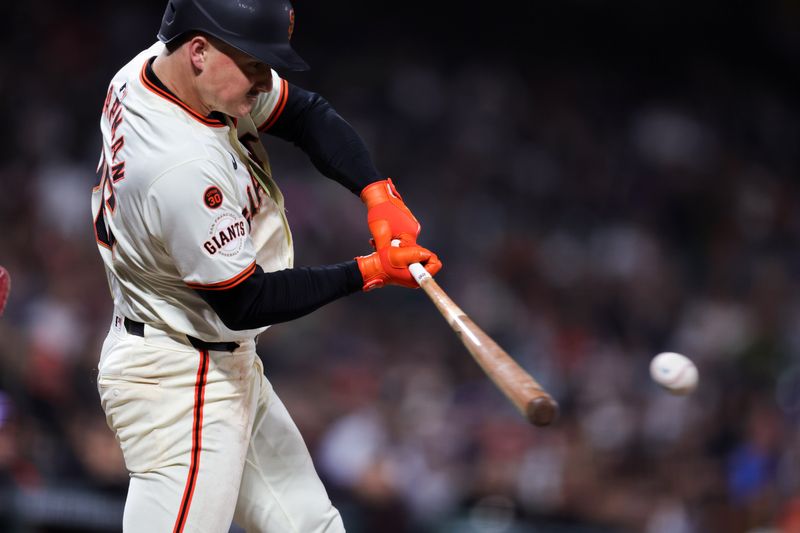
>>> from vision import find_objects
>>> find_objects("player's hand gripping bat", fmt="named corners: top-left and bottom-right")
top-left (407, 262), bottom-right (558, 426)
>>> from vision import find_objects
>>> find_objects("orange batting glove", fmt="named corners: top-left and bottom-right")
top-left (361, 178), bottom-right (421, 250)
top-left (356, 241), bottom-right (442, 291)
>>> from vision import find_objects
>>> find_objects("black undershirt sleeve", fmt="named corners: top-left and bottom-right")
top-left (264, 83), bottom-right (382, 195)
top-left (196, 261), bottom-right (363, 330)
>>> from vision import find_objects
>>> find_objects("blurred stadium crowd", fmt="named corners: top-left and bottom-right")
top-left (1, 1), bottom-right (799, 532)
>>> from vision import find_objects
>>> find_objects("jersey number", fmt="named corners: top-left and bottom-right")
top-left (93, 153), bottom-right (123, 249)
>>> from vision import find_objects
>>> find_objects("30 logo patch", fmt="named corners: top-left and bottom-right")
top-left (204, 186), bottom-right (223, 209)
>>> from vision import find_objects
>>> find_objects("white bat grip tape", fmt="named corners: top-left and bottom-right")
top-left (390, 240), bottom-right (431, 284)
top-left (409, 262), bottom-right (431, 283)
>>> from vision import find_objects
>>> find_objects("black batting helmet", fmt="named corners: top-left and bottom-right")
top-left (157, 0), bottom-right (309, 71)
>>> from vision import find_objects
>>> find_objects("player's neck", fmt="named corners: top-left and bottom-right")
top-left (152, 53), bottom-right (213, 117)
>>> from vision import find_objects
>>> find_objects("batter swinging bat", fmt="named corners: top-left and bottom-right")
top-left (408, 262), bottom-right (558, 426)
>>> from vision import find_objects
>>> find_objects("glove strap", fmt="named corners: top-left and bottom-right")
top-left (360, 178), bottom-right (402, 208)
top-left (355, 254), bottom-right (386, 291)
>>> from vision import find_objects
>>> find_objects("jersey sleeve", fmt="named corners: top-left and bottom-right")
top-left (250, 69), bottom-right (288, 132)
top-left (145, 158), bottom-right (256, 290)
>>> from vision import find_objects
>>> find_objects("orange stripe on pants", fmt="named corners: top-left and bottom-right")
top-left (173, 349), bottom-right (209, 533)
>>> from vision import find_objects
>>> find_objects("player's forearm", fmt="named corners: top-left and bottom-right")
top-left (265, 83), bottom-right (382, 194)
top-left (196, 262), bottom-right (363, 330)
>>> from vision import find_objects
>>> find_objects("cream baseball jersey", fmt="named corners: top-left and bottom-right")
top-left (92, 41), bottom-right (293, 342)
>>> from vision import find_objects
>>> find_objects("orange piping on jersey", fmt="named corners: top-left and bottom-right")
top-left (172, 349), bottom-right (209, 533)
top-left (139, 61), bottom-right (226, 128)
top-left (257, 79), bottom-right (289, 132)
top-left (185, 262), bottom-right (257, 291)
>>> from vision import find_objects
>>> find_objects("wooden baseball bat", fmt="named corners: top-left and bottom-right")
top-left (408, 263), bottom-right (559, 426)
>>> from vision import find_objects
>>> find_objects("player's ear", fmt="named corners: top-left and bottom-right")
top-left (187, 35), bottom-right (211, 72)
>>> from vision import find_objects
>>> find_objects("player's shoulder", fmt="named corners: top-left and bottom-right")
top-left (144, 140), bottom-right (236, 192)
top-left (104, 42), bottom-right (235, 187)
top-left (113, 132), bottom-right (233, 199)
top-left (121, 130), bottom-right (234, 198)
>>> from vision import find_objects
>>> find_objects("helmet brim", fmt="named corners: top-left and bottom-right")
top-left (231, 39), bottom-right (309, 72)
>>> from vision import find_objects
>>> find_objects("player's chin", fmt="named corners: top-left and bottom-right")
top-left (229, 97), bottom-right (258, 118)
top-left (244, 92), bottom-right (260, 107)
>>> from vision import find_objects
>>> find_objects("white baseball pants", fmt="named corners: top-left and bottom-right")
top-left (97, 313), bottom-right (345, 532)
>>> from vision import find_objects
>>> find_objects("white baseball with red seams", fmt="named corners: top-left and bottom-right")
top-left (650, 352), bottom-right (699, 395)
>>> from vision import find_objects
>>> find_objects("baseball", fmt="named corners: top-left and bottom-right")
top-left (649, 352), bottom-right (698, 395)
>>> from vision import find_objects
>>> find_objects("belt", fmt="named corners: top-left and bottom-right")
top-left (124, 318), bottom-right (239, 353)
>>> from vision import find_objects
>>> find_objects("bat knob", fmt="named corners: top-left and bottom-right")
top-left (526, 396), bottom-right (559, 427)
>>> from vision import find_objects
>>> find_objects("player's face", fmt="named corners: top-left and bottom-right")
top-left (199, 40), bottom-right (273, 118)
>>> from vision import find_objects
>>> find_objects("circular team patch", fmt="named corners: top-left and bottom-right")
top-left (204, 214), bottom-right (247, 257)
top-left (204, 186), bottom-right (223, 209)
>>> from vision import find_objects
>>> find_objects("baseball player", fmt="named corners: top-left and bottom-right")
top-left (90, 0), bottom-right (441, 531)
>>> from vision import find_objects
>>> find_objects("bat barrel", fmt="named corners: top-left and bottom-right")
top-left (409, 261), bottom-right (559, 427)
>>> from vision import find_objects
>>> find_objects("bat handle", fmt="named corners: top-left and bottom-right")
top-left (408, 262), bottom-right (431, 284)
top-left (394, 237), bottom-right (430, 285)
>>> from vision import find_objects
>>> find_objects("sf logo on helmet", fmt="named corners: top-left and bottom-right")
top-left (288, 9), bottom-right (295, 40)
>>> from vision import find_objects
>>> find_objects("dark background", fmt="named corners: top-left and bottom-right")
top-left (1, 1), bottom-right (799, 532)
